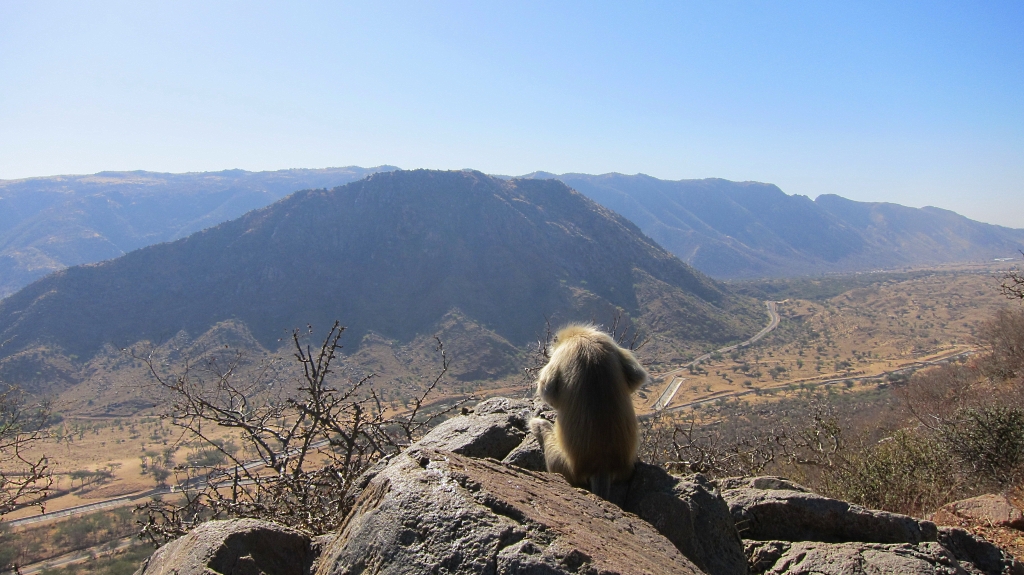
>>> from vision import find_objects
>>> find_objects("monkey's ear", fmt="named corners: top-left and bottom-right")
top-left (620, 350), bottom-right (648, 391)
top-left (537, 365), bottom-right (561, 403)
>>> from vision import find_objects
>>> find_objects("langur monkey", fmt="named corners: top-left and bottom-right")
top-left (529, 324), bottom-right (648, 498)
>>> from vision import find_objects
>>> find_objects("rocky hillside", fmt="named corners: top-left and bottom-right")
top-left (0, 170), bottom-right (761, 396)
top-left (0, 166), bottom-right (396, 298)
top-left (543, 173), bottom-right (1024, 279)
top-left (133, 398), bottom-right (1023, 575)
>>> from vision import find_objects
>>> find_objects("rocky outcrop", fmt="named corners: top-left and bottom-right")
top-left (501, 433), bottom-right (547, 471)
top-left (719, 477), bottom-right (811, 493)
top-left (747, 539), bottom-right (974, 575)
top-left (412, 397), bottom-right (533, 460)
top-left (316, 447), bottom-right (702, 575)
top-left (134, 518), bottom-right (315, 575)
top-left (938, 527), bottom-right (1024, 575)
top-left (619, 464), bottom-right (747, 575)
top-left (133, 400), bottom-right (1024, 575)
top-left (744, 531), bottom-right (1024, 575)
top-left (725, 478), bottom-right (1022, 575)
top-left (721, 476), bottom-right (937, 544)
top-left (350, 396), bottom-right (541, 495)
top-left (414, 396), bottom-right (747, 574)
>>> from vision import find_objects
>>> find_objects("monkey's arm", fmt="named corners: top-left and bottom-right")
top-left (619, 349), bottom-right (648, 392)
top-left (530, 418), bottom-right (574, 484)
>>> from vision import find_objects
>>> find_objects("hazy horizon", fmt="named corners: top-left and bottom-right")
top-left (5, 165), bottom-right (1023, 234)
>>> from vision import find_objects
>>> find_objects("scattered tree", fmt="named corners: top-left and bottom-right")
top-left (1001, 252), bottom-right (1024, 301)
top-left (0, 384), bottom-right (53, 521)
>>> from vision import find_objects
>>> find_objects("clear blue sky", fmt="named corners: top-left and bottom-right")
top-left (2, 1), bottom-right (1022, 227)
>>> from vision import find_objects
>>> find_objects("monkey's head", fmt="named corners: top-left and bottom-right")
top-left (537, 323), bottom-right (648, 408)
top-left (548, 323), bottom-right (600, 354)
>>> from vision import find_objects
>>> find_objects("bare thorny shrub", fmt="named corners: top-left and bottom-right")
top-left (639, 401), bottom-right (842, 478)
top-left (1, 335), bottom-right (53, 527)
top-left (1001, 251), bottom-right (1024, 302)
top-left (894, 304), bottom-right (1024, 487)
top-left (133, 322), bottom-right (466, 544)
top-left (638, 394), bottom-right (967, 517)
top-left (0, 385), bottom-right (54, 572)
top-left (0, 385), bottom-right (53, 523)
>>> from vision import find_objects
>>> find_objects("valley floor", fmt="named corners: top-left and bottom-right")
top-left (639, 261), bottom-right (1014, 417)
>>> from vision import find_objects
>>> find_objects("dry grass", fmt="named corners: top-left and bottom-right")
top-left (2, 417), bottom-right (240, 520)
top-left (640, 263), bottom-right (1014, 414)
top-left (0, 507), bottom-right (143, 569)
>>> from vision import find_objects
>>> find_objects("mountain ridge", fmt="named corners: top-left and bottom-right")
top-left (0, 169), bottom-right (762, 396)
top-left (0, 166), bottom-right (398, 298)
top-left (545, 172), bottom-right (1024, 278)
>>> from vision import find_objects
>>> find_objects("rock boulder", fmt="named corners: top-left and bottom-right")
top-left (412, 397), bottom-right (533, 460)
top-left (619, 464), bottom-right (748, 575)
top-left (933, 495), bottom-right (1024, 530)
top-left (722, 478), bottom-right (937, 544)
top-left (133, 518), bottom-right (315, 575)
top-left (746, 540), bottom-right (970, 575)
top-left (315, 447), bottom-right (703, 575)
top-left (745, 529), bottom-right (1024, 575)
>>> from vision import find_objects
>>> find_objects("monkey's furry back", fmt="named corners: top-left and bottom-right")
top-left (535, 324), bottom-right (647, 484)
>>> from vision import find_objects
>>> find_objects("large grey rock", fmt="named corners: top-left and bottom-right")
top-left (746, 540), bottom-right (970, 575)
top-left (412, 397), bottom-right (532, 460)
top-left (618, 464), bottom-right (748, 575)
top-left (472, 397), bottom-right (535, 418)
top-left (315, 447), bottom-right (704, 575)
top-left (501, 432), bottom-right (547, 472)
top-left (745, 534), bottom-right (1024, 575)
top-left (348, 397), bottom-right (537, 509)
top-left (521, 404), bottom-right (746, 573)
top-left (718, 476), bottom-right (812, 493)
top-left (134, 519), bottom-right (315, 575)
top-left (938, 527), bottom-right (1024, 575)
top-left (723, 480), bottom-right (937, 544)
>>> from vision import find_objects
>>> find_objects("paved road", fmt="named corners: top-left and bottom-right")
top-left (652, 301), bottom-right (781, 411)
top-left (663, 348), bottom-right (974, 413)
top-left (5, 436), bottom-right (336, 528)
top-left (14, 537), bottom-right (139, 575)
top-left (4, 489), bottom-right (166, 528)
top-left (652, 375), bottom-right (687, 411)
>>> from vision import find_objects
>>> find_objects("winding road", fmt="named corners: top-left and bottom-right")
top-left (652, 301), bottom-right (780, 411)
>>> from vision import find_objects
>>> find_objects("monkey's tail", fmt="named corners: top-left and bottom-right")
top-left (589, 473), bottom-right (612, 500)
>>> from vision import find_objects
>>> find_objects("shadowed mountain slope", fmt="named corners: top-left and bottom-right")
top-left (0, 166), bottom-right (397, 298)
top-left (542, 173), bottom-right (1024, 279)
top-left (0, 170), bottom-right (760, 393)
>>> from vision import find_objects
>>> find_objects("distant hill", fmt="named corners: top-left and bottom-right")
top-left (0, 166), bottom-right (397, 298)
top-left (0, 170), bottom-right (762, 397)
top-left (539, 173), bottom-right (1024, 279)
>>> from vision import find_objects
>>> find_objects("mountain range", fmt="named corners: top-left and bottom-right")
top-left (2, 168), bottom-right (1021, 302)
top-left (0, 170), bottom-right (762, 401)
top-left (537, 173), bottom-right (1024, 279)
